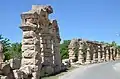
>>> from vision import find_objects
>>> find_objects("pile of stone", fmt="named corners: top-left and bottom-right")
top-left (69, 38), bottom-right (120, 65)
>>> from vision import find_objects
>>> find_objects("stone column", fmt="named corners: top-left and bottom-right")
top-left (40, 34), bottom-right (54, 76)
top-left (92, 48), bottom-right (95, 63)
top-left (0, 42), bottom-right (3, 63)
top-left (111, 47), bottom-right (116, 60)
top-left (78, 40), bottom-right (84, 64)
top-left (85, 44), bottom-right (91, 64)
top-left (68, 48), bottom-right (76, 63)
top-left (101, 45), bottom-right (106, 62)
top-left (98, 45), bottom-right (102, 63)
top-left (116, 48), bottom-right (120, 60)
top-left (52, 24), bottom-right (61, 73)
top-left (68, 39), bottom-right (78, 63)
top-left (93, 44), bottom-right (98, 63)
top-left (90, 44), bottom-right (94, 63)
top-left (113, 47), bottom-right (116, 60)
top-left (109, 47), bottom-right (113, 61)
top-left (54, 39), bottom-right (61, 73)
top-left (20, 15), bottom-right (41, 79)
top-left (113, 47), bottom-right (117, 60)
top-left (20, 5), bottom-right (54, 78)
top-left (106, 47), bottom-right (110, 61)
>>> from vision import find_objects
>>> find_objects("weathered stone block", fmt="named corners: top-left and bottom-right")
top-left (21, 59), bottom-right (41, 66)
top-left (9, 59), bottom-right (21, 69)
top-left (13, 70), bottom-right (22, 79)
top-left (23, 31), bottom-right (35, 38)
top-left (41, 66), bottom-right (54, 76)
top-left (20, 65), bottom-right (41, 78)
top-left (0, 76), bottom-right (8, 79)
top-left (0, 63), bottom-right (11, 76)
top-left (22, 45), bottom-right (34, 51)
top-left (22, 51), bottom-right (41, 59)
top-left (22, 38), bottom-right (34, 45)
top-left (46, 44), bottom-right (52, 48)
top-left (54, 65), bottom-right (61, 73)
top-left (62, 59), bottom-right (71, 68)
top-left (42, 57), bottom-right (53, 66)
top-left (22, 50), bottom-right (36, 58)
top-left (61, 63), bottom-right (67, 71)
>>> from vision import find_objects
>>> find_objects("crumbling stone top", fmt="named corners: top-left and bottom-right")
top-left (22, 5), bottom-right (53, 15)
top-left (69, 39), bottom-right (78, 48)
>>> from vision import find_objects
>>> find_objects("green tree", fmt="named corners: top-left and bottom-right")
top-left (0, 35), bottom-right (11, 60)
top-left (111, 41), bottom-right (117, 47)
top-left (0, 35), bottom-right (22, 60)
top-left (6, 43), bottom-right (22, 59)
top-left (0, 35), bottom-right (11, 52)
top-left (60, 40), bottom-right (71, 59)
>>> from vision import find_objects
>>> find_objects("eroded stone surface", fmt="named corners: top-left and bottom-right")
top-left (19, 5), bottom-right (62, 79)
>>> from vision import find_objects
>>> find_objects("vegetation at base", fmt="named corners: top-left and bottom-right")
top-left (0, 35), bottom-right (22, 61)
top-left (60, 40), bottom-right (71, 59)
top-left (0, 34), bottom-right (120, 61)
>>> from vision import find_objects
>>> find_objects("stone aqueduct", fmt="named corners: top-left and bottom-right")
top-left (69, 39), bottom-right (120, 64)
top-left (0, 5), bottom-right (120, 79)
top-left (20, 5), bottom-right (62, 79)
top-left (0, 5), bottom-right (63, 79)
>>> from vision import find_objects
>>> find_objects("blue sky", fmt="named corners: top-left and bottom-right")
top-left (0, 0), bottom-right (120, 44)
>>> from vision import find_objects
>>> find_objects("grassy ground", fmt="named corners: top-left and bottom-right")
top-left (41, 66), bottom-right (78, 79)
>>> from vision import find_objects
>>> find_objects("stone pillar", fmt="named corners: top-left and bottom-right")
top-left (116, 48), bottom-right (120, 60)
top-left (20, 19), bottom-right (41, 79)
top-left (106, 47), bottom-right (110, 61)
top-left (110, 47), bottom-right (115, 61)
top-left (53, 38), bottom-right (61, 73)
top-left (40, 27), bottom-right (54, 76)
top-left (85, 43), bottom-right (91, 64)
top-left (68, 48), bottom-right (76, 63)
top-left (101, 45), bottom-right (106, 62)
top-left (90, 44), bottom-right (94, 63)
top-left (114, 48), bottom-right (117, 60)
top-left (68, 39), bottom-right (78, 63)
top-left (20, 5), bottom-right (54, 79)
top-left (78, 40), bottom-right (84, 64)
top-left (109, 47), bottom-right (113, 61)
top-left (0, 42), bottom-right (3, 63)
top-left (98, 45), bottom-right (102, 63)
top-left (40, 34), bottom-right (54, 76)
top-left (51, 20), bottom-right (61, 73)
top-left (92, 48), bottom-right (96, 63)
top-left (93, 44), bottom-right (98, 63)
top-left (112, 47), bottom-right (116, 61)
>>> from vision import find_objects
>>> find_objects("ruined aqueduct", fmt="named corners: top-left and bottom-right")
top-left (69, 39), bottom-right (120, 64)
top-left (0, 5), bottom-right (120, 79)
